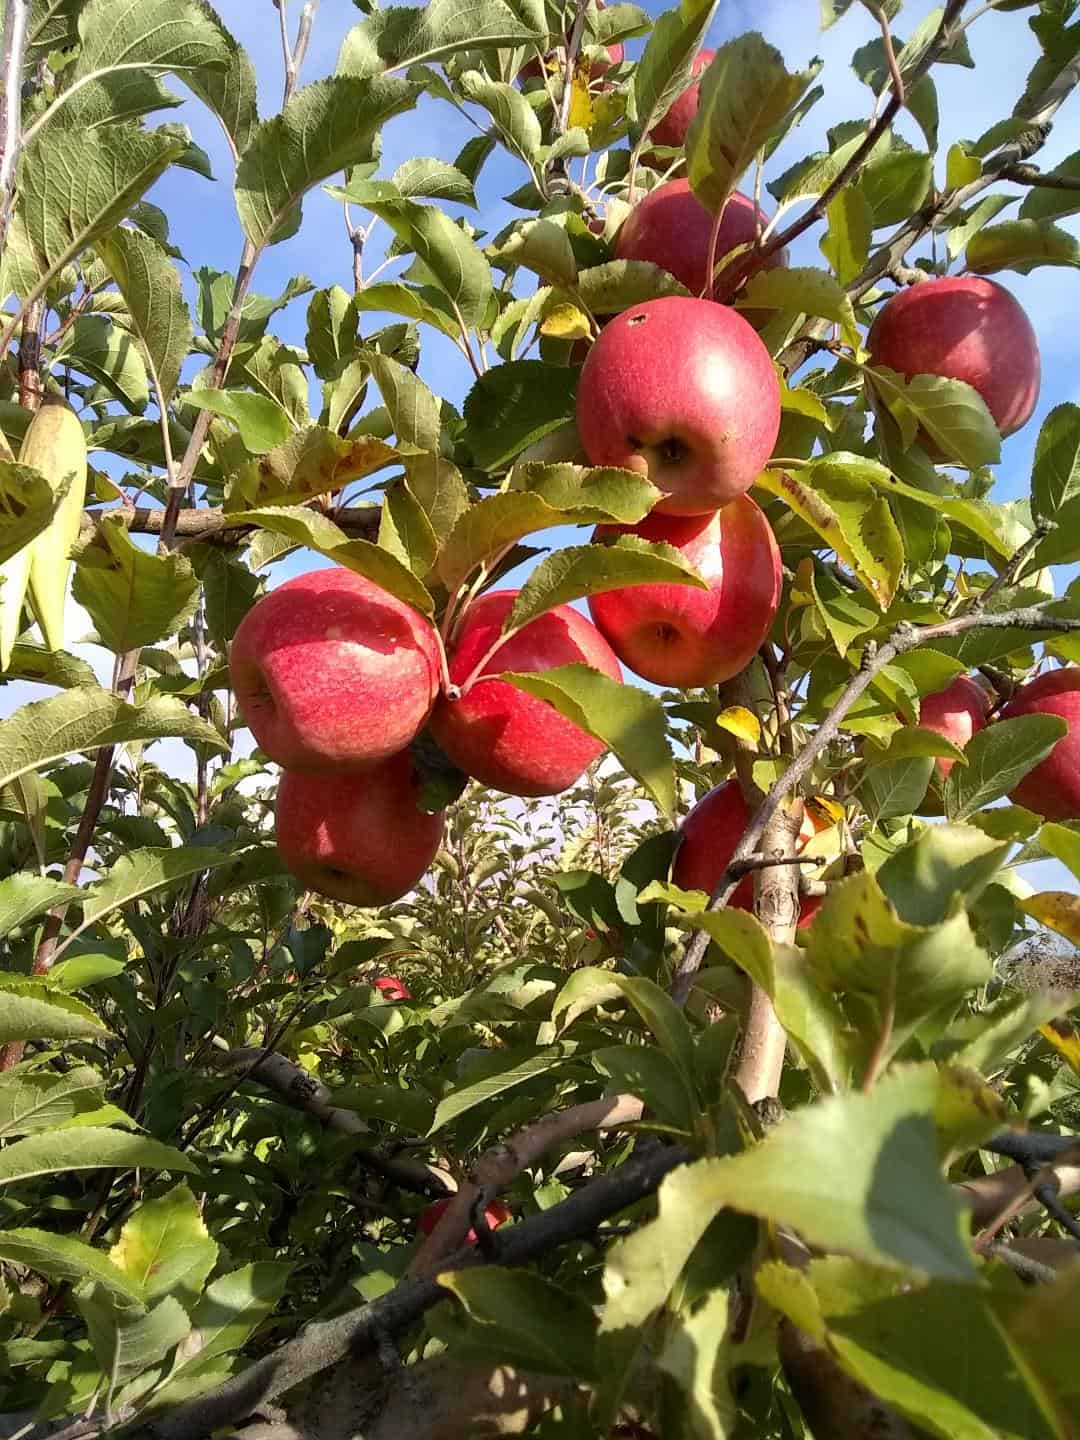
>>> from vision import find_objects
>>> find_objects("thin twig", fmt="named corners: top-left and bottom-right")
top-left (0, 0), bottom-right (30, 256)
top-left (875, 3), bottom-right (905, 105)
top-left (997, 162), bottom-right (1080, 191)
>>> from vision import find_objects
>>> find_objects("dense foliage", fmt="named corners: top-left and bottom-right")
top-left (1, 1), bottom-right (1080, 1437)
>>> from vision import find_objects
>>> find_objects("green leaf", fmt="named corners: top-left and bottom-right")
top-left (429, 1044), bottom-right (577, 1133)
top-left (77, 1291), bottom-right (190, 1388)
top-left (305, 285), bottom-right (359, 381)
top-left (61, 0), bottom-right (254, 153)
top-left (0, 1067), bottom-right (107, 1138)
top-left (458, 71), bottom-right (542, 167)
top-left (859, 150), bottom-right (933, 227)
top-left (0, 1126), bottom-right (196, 1186)
top-left (804, 871), bottom-right (991, 1061)
top-left (72, 515), bottom-right (200, 653)
top-left (1019, 149), bottom-right (1080, 223)
top-left (109, 1184), bottom-right (218, 1308)
top-left (627, 0), bottom-right (717, 143)
top-left (736, 266), bottom-right (859, 347)
top-left (339, 0), bottom-right (550, 76)
top-left (0, 975), bottom-right (108, 1045)
top-left (438, 1268), bottom-right (598, 1380)
top-left (378, 480), bottom-right (438, 577)
top-left (1031, 401), bottom-right (1080, 523)
top-left (391, 157), bottom-right (477, 206)
top-left (172, 1262), bottom-right (291, 1367)
top-left (967, 218), bottom-right (1080, 275)
top-left (857, 757), bottom-right (934, 823)
top-left (0, 462), bottom-right (63, 567)
top-left (95, 227), bottom-right (192, 410)
top-left (56, 314), bottom-right (149, 413)
top-left (593, 1044), bottom-right (697, 1132)
top-left (235, 76), bottom-right (416, 250)
top-left (226, 428), bottom-right (395, 512)
top-left (364, 349), bottom-right (442, 451)
top-left (505, 537), bottom-right (707, 633)
top-left (488, 218), bottom-right (578, 287)
top-left (944, 714), bottom-right (1068, 821)
top-left (946, 194), bottom-right (1017, 262)
top-left (1039, 821), bottom-right (1080, 882)
top-left (227, 506), bottom-right (434, 616)
top-left (757, 455), bottom-right (903, 609)
top-left (575, 259), bottom-right (692, 313)
top-left (657, 1289), bottom-right (736, 1440)
top-left (0, 871), bottom-right (81, 937)
top-left (0, 1228), bottom-right (145, 1309)
top-left (186, 388), bottom-right (292, 453)
top-left (350, 280), bottom-right (460, 339)
top-left (686, 34), bottom-right (819, 212)
top-left (828, 1282), bottom-right (1059, 1440)
top-left (876, 824), bottom-right (1010, 927)
top-left (869, 367), bottom-right (1002, 468)
top-left (11, 125), bottom-right (185, 312)
top-left (820, 186), bottom-right (873, 286)
top-left (505, 664), bottom-right (675, 815)
top-left (362, 197), bottom-right (494, 331)
top-left (463, 362), bottom-right (579, 471)
top-left (672, 1067), bottom-right (977, 1278)
top-left (56, 845), bottom-right (243, 958)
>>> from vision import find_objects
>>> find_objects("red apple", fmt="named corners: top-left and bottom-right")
top-left (647, 47), bottom-right (714, 153)
top-left (867, 276), bottom-right (1040, 439)
top-left (275, 751), bottom-right (443, 905)
top-left (673, 779), bottom-right (822, 929)
top-left (576, 295), bottom-right (781, 514)
top-left (587, 498), bottom-right (781, 686)
top-left (615, 181), bottom-right (785, 299)
top-left (373, 976), bottom-right (412, 1001)
top-left (419, 1196), bottom-right (513, 1243)
top-left (231, 567), bottom-right (440, 771)
top-left (917, 675), bottom-right (989, 780)
top-left (1001, 667), bottom-right (1080, 820)
top-left (430, 590), bottom-right (622, 797)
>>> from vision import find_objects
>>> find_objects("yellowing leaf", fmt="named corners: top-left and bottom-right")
top-left (540, 303), bottom-right (592, 340)
top-left (569, 71), bottom-right (595, 129)
top-left (1020, 891), bottom-right (1080, 946)
top-left (715, 706), bottom-right (760, 748)
top-left (1039, 1018), bottom-right (1080, 1077)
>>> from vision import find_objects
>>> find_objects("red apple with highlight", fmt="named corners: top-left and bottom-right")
top-left (587, 498), bottom-right (780, 686)
top-left (615, 180), bottom-right (784, 299)
top-left (373, 976), bottom-right (412, 1001)
top-left (868, 276), bottom-right (1040, 439)
top-left (275, 751), bottom-right (443, 906)
top-left (647, 47), bottom-right (714, 153)
top-left (916, 674), bottom-right (989, 780)
top-left (231, 567), bottom-right (440, 772)
top-left (1001, 667), bottom-right (1080, 820)
top-left (576, 295), bottom-right (781, 514)
top-left (430, 590), bottom-right (622, 797)
top-left (673, 780), bottom-right (823, 929)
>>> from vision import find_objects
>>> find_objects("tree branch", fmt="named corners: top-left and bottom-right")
top-left (206, 1047), bottom-right (454, 1195)
top-left (0, 0), bottom-right (29, 256)
top-left (997, 161), bottom-right (1080, 192)
top-left (80, 504), bottom-right (381, 544)
top-left (409, 1093), bottom-right (645, 1275)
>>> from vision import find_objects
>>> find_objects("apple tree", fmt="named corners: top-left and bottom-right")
top-left (3, 0), bottom-right (1080, 1436)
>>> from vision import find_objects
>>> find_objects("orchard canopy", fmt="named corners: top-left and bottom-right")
top-left (8, 0), bottom-right (1080, 1436)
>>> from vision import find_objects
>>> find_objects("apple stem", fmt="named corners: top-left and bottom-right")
top-left (458, 623), bottom-right (523, 699)
top-left (703, 194), bottom-right (732, 303)
top-left (432, 627), bottom-right (457, 700)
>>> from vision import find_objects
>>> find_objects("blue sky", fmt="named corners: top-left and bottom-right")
top-left (4, 0), bottom-right (1080, 900)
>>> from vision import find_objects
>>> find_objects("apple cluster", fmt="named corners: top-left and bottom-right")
top-left (228, 43), bottom-right (1078, 918)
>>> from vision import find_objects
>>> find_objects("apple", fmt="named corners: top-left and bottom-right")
top-left (647, 47), bottom-right (714, 153)
top-left (275, 750), bottom-right (444, 906)
top-left (916, 674), bottom-right (989, 780)
top-left (373, 976), bottom-right (412, 1001)
top-left (418, 1196), bottom-right (513, 1243)
top-left (430, 590), bottom-right (622, 797)
top-left (1001, 667), bottom-right (1080, 820)
top-left (576, 295), bottom-right (781, 514)
top-left (867, 276), bottom-right (1041, 439)
top-left (615, 180), bottom-right (785, 300)
top-left (673, 779), bottom-right (823, 929)
top-left (587, 497), bottom-right (781, 686)
top-left (231, 567), bottom-right (441, 771)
